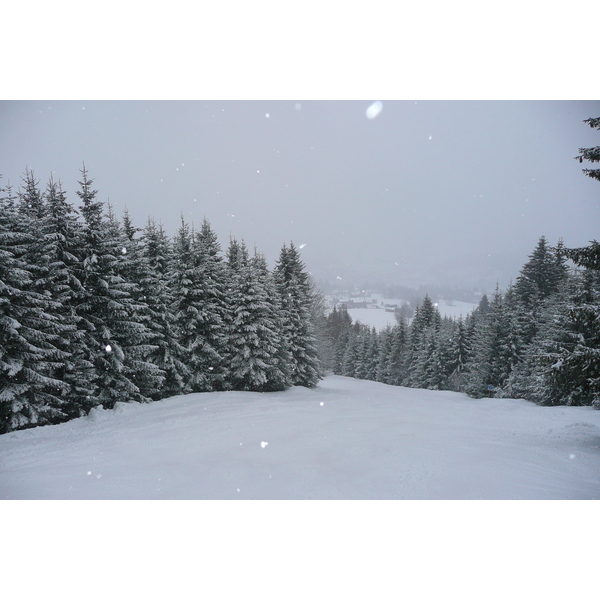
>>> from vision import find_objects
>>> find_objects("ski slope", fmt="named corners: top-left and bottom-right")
top-left (1, 376), bottom-right (599, 500)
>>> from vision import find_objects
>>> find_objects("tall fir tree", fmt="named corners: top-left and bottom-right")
top-left (227, 248), bottom-right (291, 391)
top-left (74, 166), bottom-right (152, 409)
top-left (171, 217), bottom-right (227, 393)
top-left (0, 178), bottom-right (70, 431)
top-left (273, 242), bottom-right (322, 387)
top-left (140, 218), bottom-right (189, 398)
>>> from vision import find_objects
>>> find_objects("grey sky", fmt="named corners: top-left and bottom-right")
top-left (1, 100), bottom-right (598, 292)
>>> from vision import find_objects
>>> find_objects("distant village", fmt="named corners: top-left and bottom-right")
top-left (322, 288), bottom-right (480, 329)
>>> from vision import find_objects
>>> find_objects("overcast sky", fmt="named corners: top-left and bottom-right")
top-left (1, 100), bottom-right (598, 291)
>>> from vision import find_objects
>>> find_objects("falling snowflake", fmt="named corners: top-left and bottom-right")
top-left (121, 247), bottom-right (127, 255)
top-left (366, 101), bottom-right (383, 119)
top-left (320, 402), bottom-right (324, 406)
top-left (299, 243), bottom-right (306, 249)
top-left (265, 113), bottom-right (270, 118)
top-left (105, 344), bottom-right (112, 353)
top-left (261, 441), bottom-right (268, 448)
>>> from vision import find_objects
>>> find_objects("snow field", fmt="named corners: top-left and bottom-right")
top-left (1, 376), bottom-right (599, 500)
top-left (347, 299), bottom-right (477, 331)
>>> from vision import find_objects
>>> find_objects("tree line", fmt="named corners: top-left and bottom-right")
top-left (323, 235), bottom-right (600, 408)
top-left (0, 167), bottom-right (322, 433)
top-left (322, 116), bottom-right (600, 408)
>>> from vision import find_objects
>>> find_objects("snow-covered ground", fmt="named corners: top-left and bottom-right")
top-left (346, 307), bottom-right (398, 330)
top-left (2, 376), bottom-right (599, 500)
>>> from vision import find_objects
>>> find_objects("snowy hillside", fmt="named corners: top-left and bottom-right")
top-left (346, 307), bottom-right (398, 330)
top-left (346, 299), bottom-right (477, 331)
top-left (2, 376), bottom-right (599, 500)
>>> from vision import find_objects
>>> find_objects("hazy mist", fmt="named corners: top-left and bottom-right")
top-left (1, 100), bottom-right (598, 293)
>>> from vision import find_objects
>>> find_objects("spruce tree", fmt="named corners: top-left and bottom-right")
top-left (74, 166), bottom-right (151, 409)
top-left (39, 176), bottom-right (96, 418)
top-left (385, 320), bottom-right (408, 386)
top-left (140, 218), bottom-right (189, 398)
top-left (273, 243), bottom-right (322, 387)
top-left (538, 269), bottom-right (600, 406)
top-left (171, 216), bottom-right (226, 393)
top-left (227, 248), bottom-right (291, 391)
top-left (0, 179), bottom-right (71, 431)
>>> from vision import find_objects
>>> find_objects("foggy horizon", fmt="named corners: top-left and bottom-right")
top-left (1, 100), bottom-right (598, 295)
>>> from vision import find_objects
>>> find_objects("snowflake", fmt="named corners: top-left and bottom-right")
top-left (366, 101), bottom-right (383, 119)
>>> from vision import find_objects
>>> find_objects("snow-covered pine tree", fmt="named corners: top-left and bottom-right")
top-left (273, 242), bottom-right (322, 387)
top-left (431, 317), bottom-right (459, 390)
top-left (352, 325), bottom-right (371, 380)
top-left (375, 325), bottom-right (394, 383)
top-left (108, 208), bottom-right (166, 400)
top-left (444, 316), bottom-right (470, 392)
top-left (332, 324), bottom-right (352, 375)
top-left (140, 218), bottom-right (189, 398)
top-left (465, 285), bottom-right (520, 397)
top-left (191, 218), bottom-right (230, 390)
top-left (38, 176), bottom-right (97, 418)
top-left (514, 236), bottom-right (568, 305)
top-left (405, 295), bottom-right (440, 388)
top-left (513, 236), bottom-right (568, 350)
top-left (341, 328), bottom-right (358, 378)
top-left (364, 327), bottom-right (380, 381)
top-left (74, 166), bottom-right (152, 409)
top-left (502, 280), bottom-right (571, 403)
top-left (326, 305), bottom-right (353, 375)
top-left (227, 247), bottom-right (292, 391)
top-left (384, 320), bottom-right (408, 386)
top-left (0, 179), bottom-right (71, 432)
top-left (537, 268), bottom-right (600, 407)
top-left (171, 216), bottom-right (227, 393)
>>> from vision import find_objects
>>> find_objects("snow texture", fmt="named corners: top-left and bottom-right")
top-left (1, 376), bottom-right (599, 499)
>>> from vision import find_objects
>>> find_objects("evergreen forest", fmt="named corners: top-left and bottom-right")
top-left (0, 167), bottom-right (321, 433)
top-left (1, 117), bottom-right (598, 433)
top-left (323, 234), bottom-right (600, 409)
top-left (322, 116), bottom-right (600, 409)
